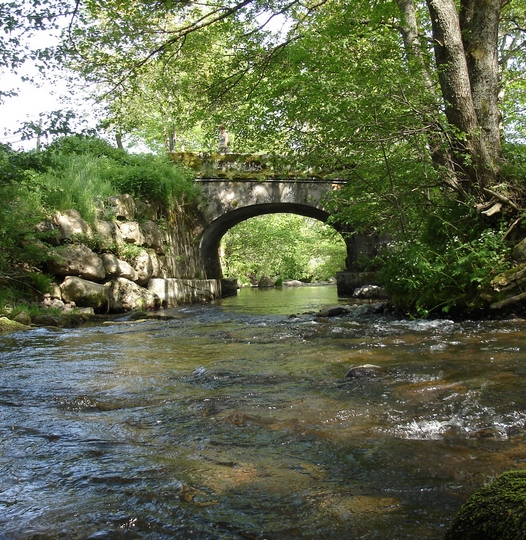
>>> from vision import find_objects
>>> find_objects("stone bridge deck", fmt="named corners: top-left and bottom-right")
top-left (170, 151), bottom-right (350, 181)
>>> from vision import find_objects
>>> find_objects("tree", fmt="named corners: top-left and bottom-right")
top-left (0, 0), bottom-right (73, 102)
top-left (61, 0), bottom-right (525, 201)
top-left (221, 214), bottom-right (346, 284)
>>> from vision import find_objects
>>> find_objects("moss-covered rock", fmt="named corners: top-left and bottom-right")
top-left (445, 470), bottom-right (526, 540)
top-left (0, 316), bottom-right (31, 334)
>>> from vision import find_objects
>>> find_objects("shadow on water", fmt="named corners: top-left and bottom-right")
top-left (1, 286), bottom-right (526, 539)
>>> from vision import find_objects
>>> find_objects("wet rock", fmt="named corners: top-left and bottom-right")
top-left (349, 304), bottom-right (374, 317)
top-left (445, 470), bottom-right (526, 540)
top-left (0, 316), bottom-right (31, 334)
top-left (258, 276), bottom-right (275, 288)
top-left (344, 364), bottom-right (382, 378)
top-left (470, 427), bottom-right (500, 439)
top-left (316, 305), bottom-right (351, 317)
top-left (12, 310), bottom-right (31, 325)
top-left (31, 313), bottom-right (63, 327)
top-left (353, 285), bottom-right (387, 299)
top-left (282, 279), bottom-right (303, 287)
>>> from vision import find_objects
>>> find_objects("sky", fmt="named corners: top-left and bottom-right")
top-left (0, 70), bottom-right (71, 150)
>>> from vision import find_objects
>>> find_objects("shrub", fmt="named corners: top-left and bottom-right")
top-left (375, 206), bottom-right (511, 316)
top-left (107, 153), bottom-right (198, 206)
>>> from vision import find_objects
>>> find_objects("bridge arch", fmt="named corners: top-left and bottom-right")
top-left (200, 203), bottom-right (332, 279)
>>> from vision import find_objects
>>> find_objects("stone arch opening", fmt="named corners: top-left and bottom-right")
top-left (200, 202), bottom-right (345, 279)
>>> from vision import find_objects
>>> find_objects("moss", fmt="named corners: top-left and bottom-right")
top-left (445, 470), bottom-right (526, 540)
top-left (0, 316), bottom-right (31, 334)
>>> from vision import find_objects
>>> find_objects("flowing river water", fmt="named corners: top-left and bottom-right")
top-left (1, 285), bottom-right (526, 539)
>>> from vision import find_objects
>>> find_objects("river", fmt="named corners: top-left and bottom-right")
top-left (1, 285), bottom-right (525, 539)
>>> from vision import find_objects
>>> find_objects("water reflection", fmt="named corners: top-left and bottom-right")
top-left (1, 286), bottom-right (525, 539)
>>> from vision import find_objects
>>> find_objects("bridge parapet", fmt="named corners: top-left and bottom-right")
top-left (169, 152), bottom-right (349, 181)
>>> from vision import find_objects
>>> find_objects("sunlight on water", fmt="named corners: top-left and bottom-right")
top-left (1, 287), bottom-right (526, 539)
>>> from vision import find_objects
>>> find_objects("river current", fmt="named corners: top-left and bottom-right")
top-left (1, 285), bottom-right (526, 539)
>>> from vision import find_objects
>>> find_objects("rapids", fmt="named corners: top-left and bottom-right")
top-left (1, 285), bottom-right (525, 539)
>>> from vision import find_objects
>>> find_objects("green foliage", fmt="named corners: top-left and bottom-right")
top-left (0, 143), bottom-right (51, 184)
top-left (118, 243), bottom-right (145, 263)
top-left (70, 232), bottom-right (117, 254)
top-left (107, 153), bottom-right (198, 206)
top-left (46, 134), bottom-right (126, 160)
top-left (221, 214), bottom-right (346, 285)
top-left (24, 136), bottom-right (200, 222)
top-left (0, 182), bottom-right (50, 272)
top-left (36, 153), bottom-right (116, 223)
top-left (0, 272), bottom-right (54, 313)
top-left (445, 470), bottom-right (526, 540)
top-left (375, 211), bottom-right (511, 316)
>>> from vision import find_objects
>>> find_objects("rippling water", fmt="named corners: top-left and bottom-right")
top-left (1, 285), bottom-right (526, 539)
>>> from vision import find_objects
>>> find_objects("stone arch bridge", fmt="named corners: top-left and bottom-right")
top-left (170, 153), bottom-right (380, 294)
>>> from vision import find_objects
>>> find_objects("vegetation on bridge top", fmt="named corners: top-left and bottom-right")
top-left (169, 152), bottom-right (350, 182)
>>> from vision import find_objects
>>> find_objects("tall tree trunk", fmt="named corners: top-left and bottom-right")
top-left (426, 0), bottom-right (498, 191)
top-left (460, 0), bottom-right (503, 159)
top-left (397, 0), bottom-right (464, 194)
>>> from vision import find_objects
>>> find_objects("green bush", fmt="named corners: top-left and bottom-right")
top-left (37, 153), bottom-right (116, 223)
top-left (445, 470), bottom-right (526, 540)
top-left (42, 136), bottom-right (199, 213)
top-left (0, 143), bottom-right (52, 185)
top-left (376, 225), bottom-right (511, 316)
top-left (107, 153), bottom-right (198, 206)
top-left (0, 183), bottom-right (50, 272)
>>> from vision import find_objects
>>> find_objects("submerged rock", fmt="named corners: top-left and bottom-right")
top-left (344, 364), bottom-right (382, 378)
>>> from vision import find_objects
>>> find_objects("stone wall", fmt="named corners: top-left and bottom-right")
top-left (41, 195), bottom-right (222, 312)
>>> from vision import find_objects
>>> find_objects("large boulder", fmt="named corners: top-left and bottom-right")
top-left (51, 209), bottom-right (92, 242)
top-left (141, 220), bottom-right (165, 254)
top-left (119, 221), bottom-right (144, 245)
top-left (353, 285), bottom-right (387, 299)
top-left (106, 194), bottom-right (135, 221)
top-left (133, 249), bottom-right (159, 286)
top-left (107, 277), bottom-right (160, 312)
top-left (0, 316), bottom-right (31, 334)
top-left (60, 276), bottom-right (110, 311)
top-left (48, 244), bottom-right (106, 282)
top-left (445, 470), bottom-right (526, 540)
top-left (101, 253), bottom-right (139, 281)
top-left (93, 220), bottom-right (124, 246)
top-left (258, 276), bottom-right (275, 288)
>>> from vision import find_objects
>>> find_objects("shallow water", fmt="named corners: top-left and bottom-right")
top-left (1, 285), bottom-right (526, 539)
